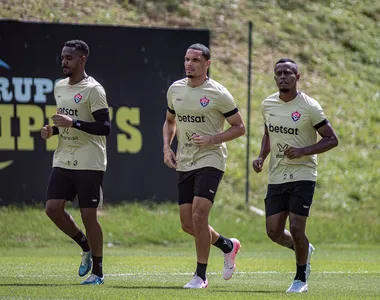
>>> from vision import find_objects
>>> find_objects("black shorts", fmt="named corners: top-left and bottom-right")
top-left (177, 167), bottom-right (224, 205)
top-left (46, 167), bottom-right (104, 208)
top-left (265, 180), bottom-right (316, 217)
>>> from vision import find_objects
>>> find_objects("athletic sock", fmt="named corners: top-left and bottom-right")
top-left (196, 262), bottom-right (207, 281)
top-left (92, 255), bottom-right (103, 277)
top-left (71, 230), bottom-right (90, 252)
top-left (294, 263), bottom-right (307, 282)
top-left (213, 235), bottom-right (234, 253)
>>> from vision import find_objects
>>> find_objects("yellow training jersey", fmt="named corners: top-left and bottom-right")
top-left (167, 77), bottom-right (238, 172)
top-left (53, 76), bottom-right (109, 171)
top-left (262, 92), bottom-right (327, 184)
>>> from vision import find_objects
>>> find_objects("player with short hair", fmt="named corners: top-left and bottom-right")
top-left (41, 39), bottom-right (110, 285)
top-left (252, 58), bottom-right (339, 293)
top-left (163, 43), bottom-right (246, 288)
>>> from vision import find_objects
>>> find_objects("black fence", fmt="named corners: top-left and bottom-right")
top-left (0, 20), bottom-right (209, 205)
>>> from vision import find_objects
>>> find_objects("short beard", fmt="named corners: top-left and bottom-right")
top-left (64, 71), bottom-right (73, 78)
top-left (186, 74), bottom-right (194, 78)
top-left (279, 88), bottom-right (290, 92)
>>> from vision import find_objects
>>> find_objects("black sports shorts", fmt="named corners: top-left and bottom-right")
top-left (177, 167), bottom-right (224, 205)
top-left (46, 167), bottom-right (104, 208)
top-left (265, 180), bottom-right (316, 217)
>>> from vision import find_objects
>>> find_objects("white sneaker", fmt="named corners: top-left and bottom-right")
top-left (223, 238), bottom-right (241, 280)
top-left (286, 280), bottom-right (308, 293)
top-left (183, 275), bottom-right (208, 289)
top-left (306, 243), bottom-right (315, 280)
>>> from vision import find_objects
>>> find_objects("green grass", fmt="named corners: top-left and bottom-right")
top-left (1, 203), bottom-right (379, 249)
top-left (1, 244), bottom-right (380, 299)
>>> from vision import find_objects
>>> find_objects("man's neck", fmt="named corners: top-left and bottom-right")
top-left (279, 89), bottom-right (299, 102)
top-left (187, 76), bottom-right (207, 88)
top-left (69, 72), bottom-right (88, 85)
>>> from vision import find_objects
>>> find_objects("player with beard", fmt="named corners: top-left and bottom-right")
top-left (252, 58), bottom-right (338, 293)
top-left (163, 43), bottom-right (246, 288)
top-left (40, 40), bottom-right (110, 285)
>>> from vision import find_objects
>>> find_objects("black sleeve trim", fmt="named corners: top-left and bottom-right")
top-left (167, 106), bottom-right (176, 115)
top-left (223, 107), bottom-right (239, 118)
top-left (314, 119), bottom-right (328, 130)
top-left (52, 126), bottom-right (59, 135)
top-left (72, 108), bottom-right (111, 136)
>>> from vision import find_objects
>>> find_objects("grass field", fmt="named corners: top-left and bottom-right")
top-left (1, 244), bottom-right (379, 299)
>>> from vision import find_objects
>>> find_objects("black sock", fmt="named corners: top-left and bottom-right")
top-left (71, 230), bottom-right (90, 252)
top-left (196, 262), bottom-right (207, 281)
top-left (289, 245), bottom-right (295, 251)
top-left (294, 264), bottom-right (306, 282)
top-left (92, 255), bottom-right (103, 277)
top-left (213, 235), bottom-right (234, 253)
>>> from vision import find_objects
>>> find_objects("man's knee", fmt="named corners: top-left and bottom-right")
top-left (45, 201), bottom-right (63, 219)
top-left (289, 223), bottom-right (305, 242)
top-left (181, 222), bottom-right (194, 235)
top-left (80, 208), bottom-right (98, 226)
top-left (266, 226), bottom-right (282, 242)
top-left (192, 211), bottom-right (209, 230)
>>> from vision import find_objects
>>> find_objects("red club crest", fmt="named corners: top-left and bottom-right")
top-left (291, 111), bottom-right (301, 122)
top-left (200, 97), bottom-right (210, 107)
top-left (74, 93), bottom-right (82, 103)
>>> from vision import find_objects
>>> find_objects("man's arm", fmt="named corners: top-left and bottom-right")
top-left (252, 125), bottom-right (270, 173)
top-left (72, 108), bottom-right (111, 136)
top-left (192, 111), bottom-right (245, 146)
top-left (163, 110), bottom-right (177, 168)
top-left (51, 108), bottom-right (111, 136)
top-left (284, 122), bottom-right (338, 159)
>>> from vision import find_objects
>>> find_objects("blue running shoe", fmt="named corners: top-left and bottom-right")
top-left (78, 251), bottom-right (92, 277)
top-left (81, 274), bottom-right (104, 285)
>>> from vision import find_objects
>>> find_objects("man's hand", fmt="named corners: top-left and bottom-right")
top-left (192, 134), bottom-right (212, 148)
top-left (51, 111), bottom-right (73, 128)
top-left (41, 125), bottom-right (53, 140)
top-left (284, 147), bottom-right (305, 160)
top-left (164, 148), bottom-right (177, 169)
top-left (252, 157), bottom-right (264, 173)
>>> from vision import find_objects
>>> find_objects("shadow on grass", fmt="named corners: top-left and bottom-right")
top-left (0, 283), bottom-right (77, 287)
top-left (210, 290), bottom-right (284, 294)
top-left (109, 286), bottom-right (282, 293)
top-left (110, 286), bottom-right (184, 290)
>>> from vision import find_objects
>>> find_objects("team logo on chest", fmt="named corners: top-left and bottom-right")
top-left (291, 111), bottom-right (301, 122)
top-left (74, 93), bottom-right (83, 103)
top-left (200, 97), bottom-right (210, 107)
